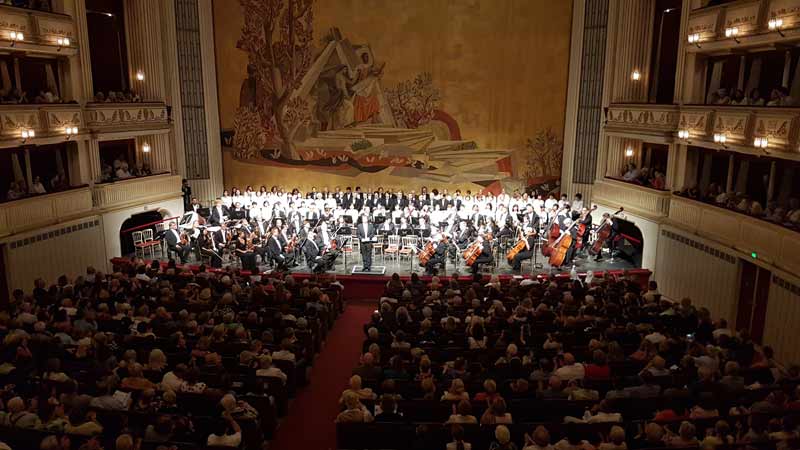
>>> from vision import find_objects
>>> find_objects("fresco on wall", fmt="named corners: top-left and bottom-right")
top-left (217, 0), bottom-right (572, 194)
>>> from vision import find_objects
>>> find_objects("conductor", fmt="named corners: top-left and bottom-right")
top-left (357, 213), bottom-right (375, 271)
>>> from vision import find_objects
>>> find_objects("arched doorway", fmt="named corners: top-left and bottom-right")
top-left (611, 217), bottom-right (644, 268)
top-left (119, 210), bottom-right (163, 256)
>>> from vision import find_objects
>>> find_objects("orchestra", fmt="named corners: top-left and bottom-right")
top-left (149, 185), bottom-right (624, 274)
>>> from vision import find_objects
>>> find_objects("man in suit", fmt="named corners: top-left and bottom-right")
top-left (209, 199), bottom-right (229, 226)
top-left (357, 213), bottom-right (375, 271)
top-left (470, 234), bottom-right (494, 275)
top-left (510, 227), bottom-right (538, 273)
top-left (424, 235), bottom-right (449, 275)
top-left (165, 221), bottom-right (191, 263)
top-left (342, 187), bottom-right (354, 209)
top-left (303, 230), bottom-right (322, 271)
top-left (267, 227), bottom-right (291, 269)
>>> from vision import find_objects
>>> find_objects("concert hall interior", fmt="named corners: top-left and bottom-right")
top-left (2, 0), bottom-right (800, 449)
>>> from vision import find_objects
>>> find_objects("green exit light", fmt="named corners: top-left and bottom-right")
top-left (751, 252), bottom-right (758, 259)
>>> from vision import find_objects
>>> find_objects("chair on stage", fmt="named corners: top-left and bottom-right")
top-left (399, 236), bottom-right (417, 263)
top-left (372, 234), bottom-right (385, 262)
top-left (384, 235), bottom-right (401, 262)
top-left (154, 221), bottom-right (169, 256)
top-left (132, 231), bottom-right (148, 259)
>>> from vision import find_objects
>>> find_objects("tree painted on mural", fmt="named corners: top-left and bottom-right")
top-left (523, 127), bottom-right (563, 179)
top-left (235, 0), bottom-right (314, 159)
top-left (385, 72), bottom-right (441, 129)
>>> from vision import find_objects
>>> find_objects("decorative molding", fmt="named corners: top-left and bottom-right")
top-left (713, 108), bottom-right (753, 143)
top-left (678, 106), bottom-right (713, 136)
top-left (83, 102), bottom-right (170, 134)
top-left (0, 5), bottom-right (77, 56)
top-left (592, 178), bottom-right (671, 219)
top-left (605, 104), bottom-right (681, 137)
top-left (688, 8), bottom-right (721, 40)
top-left (661, 228), bottom-right (737, 264)
top-left (92, 174), bottom-right (182, 211)
top-left (8, 218), bottom-right (99, 250)
top-left (0, 187), bottom-right (93, 238)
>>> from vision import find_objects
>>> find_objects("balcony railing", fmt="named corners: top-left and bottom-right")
top-left (669, 195), bottom-right (800, 275)
top-left (605, 104), bottom-right (680, 139)
top-left (0, 5), bottom-right (77, 56)
top-left (0, 103), bottom-right (84, 145)
top-left (84, 102), bottom-right (170, 134)
top-left (687, 0), bottom-right (800, 54)
top-left (92, 174), bottom-right (182, 211)
top-left (592, 178), bottom-right (672, 219)
top-left (0, 187), bottom-right (93, 237)
top-left (608, 103), bottom-right (800, 155)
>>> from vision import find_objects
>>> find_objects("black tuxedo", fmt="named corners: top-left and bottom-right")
top-left (165, 228), bottom-right (190, 262)
top-left (209, 205), bottom-right (229, 226)
top-left (342, 193), bottom-right (354, 209)
top-left (357, 221), bottom-right (375, 270)
top-left (471, 240), bottom-right (493, 274)
top-left (303, 238), bottom-right (322, 269)
top-left (424, 241), bottom-right (448, 274)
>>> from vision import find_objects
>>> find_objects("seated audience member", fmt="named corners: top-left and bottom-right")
top-left (335, 391), bottom-right (374, 423)
top-left (206, 411), bottom-right (242, 447)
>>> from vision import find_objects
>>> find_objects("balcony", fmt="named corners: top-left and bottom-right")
top-left (592, 178), bottom-right (672, 220)
top-left (0, 5), bottom-right (77, 57)
top-left (0, 187), bottom-right (93, 237)
top-left (92, 174), bottom-right (182, 211)
top-left (605, 104), bottom-right (680, 141)
top-left (687, 0), bottom-right (800, 55)
top-left (669, 195), bottom-right (800, 275)
top-left (0, 104), bottom-right (84, 148)
top-left (84, 102), bottom-right (170, 137)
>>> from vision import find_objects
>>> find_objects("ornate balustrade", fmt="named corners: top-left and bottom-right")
top-left (687, 0), bottom-right (800, 54)
top-left (0, 5), bottom-right (77, 56)
top-left (84, 102), bottom-right (170, 134)
top-left (592, 178), bottom-right (672, 220)
top-left (0, 187), bottom-right (92, 237)
top-left (92, 174), bottom-right (182, 211)
top-left (669, 195), bottom-right (800, 275)
top-left (0, 104), bottom-right (83, 145)
top-left (605, 104), bottom-right (680, 140)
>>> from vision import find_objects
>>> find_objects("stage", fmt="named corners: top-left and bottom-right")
top-left (111, 253), bottom-right (650, 300)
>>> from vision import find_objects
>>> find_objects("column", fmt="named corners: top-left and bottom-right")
top-left (766, 161), bottom-right (777, 202)
top-left (124, 0), bottom-right (166, 101)
top-left (735, 160), bottom-right (749, 194)
top-left (72, 0), bottom-right (94, 102)
top-left (783, 50), bottom-right (792, 88)
top-left (86, 140), bottom-right (102, 182)
top-left (23, 147), bottom-right (32, 190)
top-left (611, 0), bottom-right (656, 103)
top-left (725, 155), bottom-right (735, 193)
top-left (136, 134), bottom-right (171, 174)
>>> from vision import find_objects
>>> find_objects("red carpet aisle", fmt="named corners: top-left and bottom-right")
top-left (271, 302), bottom-right (374, 450)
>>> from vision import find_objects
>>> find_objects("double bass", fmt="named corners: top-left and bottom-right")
top-left (542, 206), bottom-right (566, 257)
top-left (590, 207), bottom-right (624, 256)
top-left (574, 205), bottom-right (598, 250)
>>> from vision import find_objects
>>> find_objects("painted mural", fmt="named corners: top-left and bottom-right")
top-left (215, 0), bottom-right (572, 194)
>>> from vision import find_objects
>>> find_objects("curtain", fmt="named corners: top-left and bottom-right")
top-left (11, 152), bottom-right (24, 182)
top-left (55, 149), bottom-right (64, 175)
top-left (706, 60), bottom-right (724, 103)
top-left (0, 60), bottom-right (10, 96)
top-left (790, 57), bottom-right (800, 101)
top-left (744, 57), bottom-right (762, 96)
top-left (45, 63), bottom-right (58, 96)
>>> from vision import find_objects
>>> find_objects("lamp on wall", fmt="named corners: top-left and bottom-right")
top-left (64, 126), bottom-right (78, 140)
top-left (754, 136), bottom-right (769, 149)
top-left (677, 129), bottom-right (692, 143)
top-left (768, 18), bottom-right (785, 37)
top-left (8, 30), bottom-right (23, 47)
top-left (724, 27), bottom-right (740, 43)
top-left (56, 37), bottom-right (70, 51)
top-left (687, 33), bottom-right (701, 48)
top-left (20, 128), bottom-right (34, 143)
top-left (713, 132), bottom-right (728, 148)
top-left (631, 70), bottom-right (641, 81)
top-left (136, 71), bottom-right (145, 82)
top-left (624, 147), bottom-right (634, 157)
top-left (142, 142), bottom-right (151, 153)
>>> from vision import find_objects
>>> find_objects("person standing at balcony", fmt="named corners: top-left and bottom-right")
top-left (182, 179), bottom-right (192, 212)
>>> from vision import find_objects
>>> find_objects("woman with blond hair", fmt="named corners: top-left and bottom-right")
top-left (490, 425), bottom-right (517, 450)
top-left (339, 375), bottom-right (377, 404)
top-left (441, 378), bottom-right (469, 401)
top-left (147, 348), bottom-right (168, 372)
top-left (335, 391), bottom-right (373, 423)
top-left (481, 397), bottom-right (513, 425)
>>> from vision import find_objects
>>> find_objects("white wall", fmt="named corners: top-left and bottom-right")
top-left (3, 216), bottom-right (107, 293)
top-left (591, 205), bottom-right (660, 271)
top-left (100, 197), bottom-right (184, 271)
top-left (655, 225), bottom-right (739, 322)
top-left (763, 272), bottom-right (800, 365)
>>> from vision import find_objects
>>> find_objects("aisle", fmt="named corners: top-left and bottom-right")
top-left (271, 302), bottom-right (374, 450)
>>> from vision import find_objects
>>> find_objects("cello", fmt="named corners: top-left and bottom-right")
top-left (505, 226), bottom-right (529, 264)
top-left (589, 207), bottom-right (624, 256)
top-left (574, 205), bottom-right (598, 250)
top-left (548, 220), bottom-right (579, 268)
top-left (541, 206), bottom-right (566, 257)
top-left (463, 240), bottom-right (482, 266)
top-left (418, 241), bottom-right (435, 265)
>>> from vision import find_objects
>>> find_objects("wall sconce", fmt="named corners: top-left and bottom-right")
top-left (64, 126), bottom-right (78, 139)
top-left (624, 147), bottom-right (634, 157)
top-left (136, 71), bottom-right (145, 82)
top-left (754, 136), bottom-right (769, 149)
top-left (56, 37), bottom-right (70, 51)
top-left (768, 18), bottom-right (785, 37)
top-left (687, 33), bottom-right (701, 48)
top-left (20, 128), bottom-right (34, 143)
top-left (713, 132), bottom-right (728, 148)
top-left (9, 30), bottom-right (23, 47)
top-left (631, 70), bottom-right (641, 81)
top-left (142, 142), bottom-right (151, 153)
top-left (725, 27), bottom-right (740, 43)
top-left (677, 129), bottom-right (692, 143)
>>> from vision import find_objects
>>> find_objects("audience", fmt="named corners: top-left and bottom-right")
top-left (678, 183), bottom-right (800, 231)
